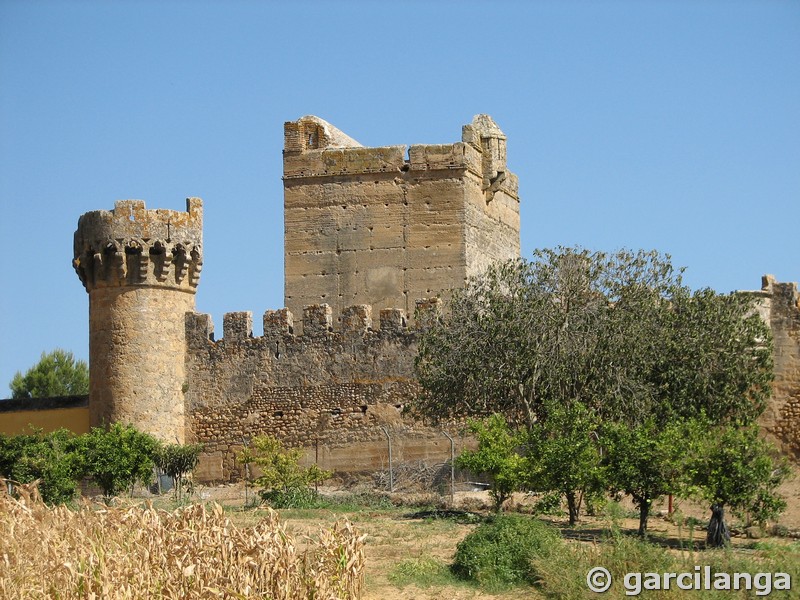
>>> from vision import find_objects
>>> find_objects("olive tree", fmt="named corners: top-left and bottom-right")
top-left (414, 247), bottom-right (775, 534)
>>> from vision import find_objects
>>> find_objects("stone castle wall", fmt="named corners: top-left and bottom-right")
top-left (283, 115), bottom-right (519, 328)
top-left (755, 276), bottom-right (800, 458)
top-left (73, 198), bottom-right (203, 442)
top-left (55, 115), bottom-right (798, 483)
top-left (183, 300), bottom-right (456, 480)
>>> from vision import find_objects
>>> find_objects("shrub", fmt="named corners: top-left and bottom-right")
top-left (80, 423), bottom-right (158, 499)
top-left (0, 429), bottom-right (84, 504)
top-left (452, 514), bottom-right (561, 590)
top-left (261, 486), bottom-right (321, 509)
top-left (239, 435), bottom-right (330, 508)
top-left (454, 414), bottom-right (527, 512)
top-left (154, 442), bottom-right (204, 501)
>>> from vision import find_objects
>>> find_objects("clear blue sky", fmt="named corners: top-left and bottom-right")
top-left (1, 0), bottom-right (798, 393)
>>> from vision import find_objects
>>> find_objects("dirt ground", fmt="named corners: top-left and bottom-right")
top-left (197, 465), bottom-right (800, 600)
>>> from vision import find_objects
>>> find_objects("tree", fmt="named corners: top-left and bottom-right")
top-left (240, 435), bottom-right (330, 506)
top-left (80, 424), bottom-right (158, 499)
top-left (154, 442), bottom-right (204, 501)
top-left (690, 424), bottom-right (788, 547)
top-left (414, 247), bottom-right (773, 535)
top-left (9, 349), bottom-right (89, 399)
top-left (603, 418), bottom-right (703, 536)
top-left (525, 399), bottom-right (604, 525)
top-left (414, 248), bottom-right (684, 428)
top-left (455, 414), bottom-right (528, 512)
top-left (639, 288), bottom-right (773, 426)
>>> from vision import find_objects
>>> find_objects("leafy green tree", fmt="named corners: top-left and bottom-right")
top-left (526, 400), bottom-right (604, 525)
top-left (0, 429), bottom-right (85, 504)
top-left (80, 424), bottom-right (158, 499)
top-left (415, 248), bottom-right (772, 429)
top-left (9, 349), bottom-right (89, 399)
top-left (691, 424), bottom-right (788, 546)
top-left (240, 435), bottom-right (330, 506)
top-left (415, 248), bottom-right (689, 428)
top-left (455, 414), bottom-right (528, 511)
top-left (638, 288), bottom-right (773, 426)
top-left (414, 247), bottom-right (774, 534)
top-left (154, 442), bottom-right (204, 501)
top-left (603, 418), bottom-right (704, 536)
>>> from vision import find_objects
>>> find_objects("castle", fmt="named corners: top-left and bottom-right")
top-left (70, 115), bottom-right (521, 479)
top-left (7, 115), bottom-right (797, 481)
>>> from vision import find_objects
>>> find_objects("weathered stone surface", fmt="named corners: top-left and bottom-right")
top-left (67, 118), bottom-right (799, 486)
top-left (74, 199), bottom-right (203, 443)
top-left (751, 276), bottom-right (800, 458)
top-left (283, 115), bottom-right (521, 327)
top-left (184, 303), bottom-right (427, 479)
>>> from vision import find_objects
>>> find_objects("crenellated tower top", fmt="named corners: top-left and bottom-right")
top-left (73, 198), bottom-right (203, 293)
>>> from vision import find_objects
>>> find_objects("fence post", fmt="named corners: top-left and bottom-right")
top-left (380, 426), bottom-right (394, 492)
top-left (442, 430), bottom-right (455, 505)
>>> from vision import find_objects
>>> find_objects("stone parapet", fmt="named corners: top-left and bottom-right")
top-left (73, 198), bottom-right (203, 293)
top-left (187, 300), bottom-right (440, 350)
top-left (184, 301), bottom-right (443, 480)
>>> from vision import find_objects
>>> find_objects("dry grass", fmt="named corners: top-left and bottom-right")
top-left (0, 481), bottom-right (366, 599)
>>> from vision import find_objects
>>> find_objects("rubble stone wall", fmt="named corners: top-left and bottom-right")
top-left (184, 301), bottom-right (455, 481)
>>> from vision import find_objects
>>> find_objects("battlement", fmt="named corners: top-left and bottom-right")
top-left (73, 198), bottom-right (203, 292)
top-left (187, 298), bottom-right (441, 348)
top-left (282, 115), bottom-right (519, 200)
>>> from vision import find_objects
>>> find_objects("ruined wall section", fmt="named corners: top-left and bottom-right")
top-left (283, 115), bottom-right (520, 327)
top-left (185, 300), bottom-right (445, 480)
top-left (73, 198), bottom-right (203, 443)
top-left (757, 276), bottom-right (800, 458)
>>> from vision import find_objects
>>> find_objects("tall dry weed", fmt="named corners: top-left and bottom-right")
top-left (0, 480), bottom-right (365, 599)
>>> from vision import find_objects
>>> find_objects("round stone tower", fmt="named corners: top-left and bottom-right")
top-left (73, 198), bottom-right (203, 443)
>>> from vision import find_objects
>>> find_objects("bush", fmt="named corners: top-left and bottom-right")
top-left (240, 435), bottom-right (330, 508)
top-left (452, 514), bottom-right (561, 590)
top-left (0, 429), bottom-right (84, 504)
top-left (154, 442), bottom-right (204, 501)
top-left (81, 424), bottom-right (158, 499)
top-left (261, 486), bottom-right (321, 509)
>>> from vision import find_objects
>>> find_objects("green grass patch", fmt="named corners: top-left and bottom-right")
top-left (388, 555), bottom-right (463, 589)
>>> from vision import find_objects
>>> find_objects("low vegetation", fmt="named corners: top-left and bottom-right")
top-left (0, 426), bottom-right (204, 504)
top-left (0, 481), bottom-right (366, 600)
top-left (452, 514), bottom-right (560, 591)
top-left (239, 434), bottom-right (331, 508)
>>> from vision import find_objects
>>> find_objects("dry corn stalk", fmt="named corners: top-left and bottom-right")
top-left (0, 480), bottom-right (365, 599)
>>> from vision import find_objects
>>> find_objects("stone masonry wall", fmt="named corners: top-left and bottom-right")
top-left (756, 276), bottom-right (800, 458)
top-left (184, 300), bottom-right (452, 481)
top-left (283, 115), bottom-right (520, 329)
top-left (74, 198), bottom-right (203, 443)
